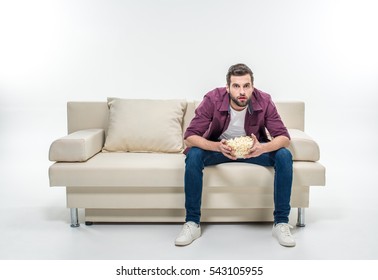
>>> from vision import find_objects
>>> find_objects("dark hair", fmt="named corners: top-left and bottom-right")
top-left (226, 63), bottom-right (254, 86)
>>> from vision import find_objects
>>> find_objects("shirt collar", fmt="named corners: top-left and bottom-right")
top-left (251, 90), bottom-right (263, 112)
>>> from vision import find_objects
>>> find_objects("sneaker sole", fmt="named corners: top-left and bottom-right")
top-left (175, 233), bottom-right (201, 246)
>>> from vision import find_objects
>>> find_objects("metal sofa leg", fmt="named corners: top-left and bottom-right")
top-left (296, 208), bottom-right (306, 227)
top-left (70, 208), bottom-right (80, 227)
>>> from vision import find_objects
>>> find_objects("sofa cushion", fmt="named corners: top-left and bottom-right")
top-left (49, 152), bottom-right (186, 187)
top-left (49, 152), bottom-right (325, 187)
top-left (103, 98), bottom-right (187, 153)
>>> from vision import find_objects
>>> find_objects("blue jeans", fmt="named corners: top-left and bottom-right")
top-left (184, 147), bottom-right (293, 224)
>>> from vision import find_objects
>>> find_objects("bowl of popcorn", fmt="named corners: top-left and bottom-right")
top-left (226, 136), bottom-right (254, 158)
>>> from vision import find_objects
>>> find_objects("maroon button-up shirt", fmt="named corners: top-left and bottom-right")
top-left (184, 87), bottom-right (290, 143)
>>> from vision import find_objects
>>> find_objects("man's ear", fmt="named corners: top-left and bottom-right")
top-left (226, 84), bottom-right (229, 93)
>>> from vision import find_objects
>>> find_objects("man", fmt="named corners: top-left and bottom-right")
top-left (175, 63), bottom-right (295, 247)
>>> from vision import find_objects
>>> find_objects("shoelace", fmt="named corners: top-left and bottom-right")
top-left (179, 224), bottom-right (192, 237)
top-left (180, 223), bottom-right (198, 236)
top-left (278, 223), bottom-right (293, 237)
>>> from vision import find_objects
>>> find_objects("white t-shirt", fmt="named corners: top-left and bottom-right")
top-left (219, 107), bottom-right (247, 140)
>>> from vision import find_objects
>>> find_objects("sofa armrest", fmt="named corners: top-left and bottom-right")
top-left (49, 129), bottom-right (105, 162)
top-left (288, 129), bottom-right (320, 161)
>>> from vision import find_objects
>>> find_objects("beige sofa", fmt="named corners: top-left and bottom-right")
top-left (48, 99), bottom-right (325, 227)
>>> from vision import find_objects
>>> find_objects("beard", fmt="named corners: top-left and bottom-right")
top-left (230, 94), bottom-right (250, 108)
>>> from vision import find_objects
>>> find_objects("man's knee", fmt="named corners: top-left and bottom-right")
top-left (185, 147), bottom-right (205, 166)
top-left (275, 148), bottom-right (293, 164)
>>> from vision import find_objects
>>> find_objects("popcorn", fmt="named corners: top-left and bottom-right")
top-left (226, 136), bottom-right (254, 158)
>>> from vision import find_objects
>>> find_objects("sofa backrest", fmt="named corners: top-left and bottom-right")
top-left (67, 102), bottom-right (109, 134)
top-left (67, 100), bottom-right (304, 134)
top-left (275, 101), bottom-right (305, 131)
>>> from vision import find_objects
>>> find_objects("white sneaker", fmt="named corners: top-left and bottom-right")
top-left (175, 222), bottom-right (201, 246)
top-left (272, 223), bottom-right (296, 247)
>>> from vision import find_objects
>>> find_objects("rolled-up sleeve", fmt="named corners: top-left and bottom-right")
top-left (264, 98), bottom-right (291, 139)
top-left (184, 96), bottom-right (214, 139)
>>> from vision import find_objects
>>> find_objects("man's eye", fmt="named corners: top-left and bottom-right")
top-left (233, 84), bottom-right (240, 88)
top-left (244, 84), bottom-right (250, 88)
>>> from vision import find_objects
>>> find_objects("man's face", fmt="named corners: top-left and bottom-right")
top-left (226, 74), bottom-right (254, 111)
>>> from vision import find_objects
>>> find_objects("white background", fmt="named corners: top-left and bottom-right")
top-left (0, 0), bottom-right (378, 263)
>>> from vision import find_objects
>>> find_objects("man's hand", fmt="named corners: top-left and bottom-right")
top-left (219, 139), bottom-right (237, 160)
top-left (245, 134), bottom-right (266, 158)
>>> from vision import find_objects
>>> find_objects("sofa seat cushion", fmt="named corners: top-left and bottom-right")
top-left (50, 152), bottom-right (185, 187)
top-left (49, 152), bottom-right (325, 187)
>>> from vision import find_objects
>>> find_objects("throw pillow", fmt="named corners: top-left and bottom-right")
top-left (103, 98), bottom-right (187, 153)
